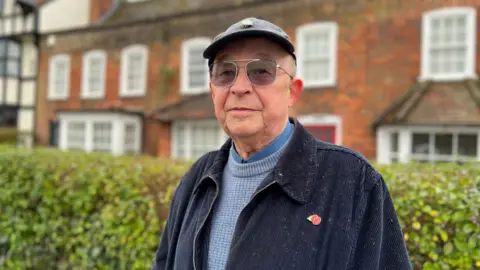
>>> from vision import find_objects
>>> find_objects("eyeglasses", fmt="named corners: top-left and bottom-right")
top-left (209, 59), bottom-right (294, 88)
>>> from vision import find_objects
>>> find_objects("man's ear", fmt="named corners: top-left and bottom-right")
top-left (210, 81), bottom-right (215, 99)
top-left (288, 78), bottom-right (303, 106)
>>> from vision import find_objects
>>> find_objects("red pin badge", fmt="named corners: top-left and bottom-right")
top-left (307, 214), bottom-right (322, 225)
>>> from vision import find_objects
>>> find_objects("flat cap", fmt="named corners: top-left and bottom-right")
top-left (203, 17), bottom-right (296, 67)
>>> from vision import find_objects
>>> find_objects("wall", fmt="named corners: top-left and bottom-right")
top-left (35, 0), bottom-right (480, 159)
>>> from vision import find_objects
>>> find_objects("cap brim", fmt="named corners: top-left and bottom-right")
top-left (203, 29), bottom-right (295, 62)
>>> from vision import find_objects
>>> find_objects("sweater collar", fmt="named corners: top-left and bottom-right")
top-left (197, 117), bottom-right (318, 204)
top-left (230, 120), bottom-right (293, 164)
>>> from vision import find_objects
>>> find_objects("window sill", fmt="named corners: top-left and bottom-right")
top-left (48, 96), bottom-right (68, 101)
top-left (180, 88), bottom-right (209, 95)
top-left (303, 81), bottom-right (337, 90)
top-left (119, 91), bottom-right (145, 98)
top-left (418, 73), bottom-right (478, 82)
top-left (81, 94), bottom-right (105, 100)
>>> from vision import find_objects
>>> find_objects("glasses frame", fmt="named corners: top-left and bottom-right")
top-left (209, 58), bottom-right (294, 88)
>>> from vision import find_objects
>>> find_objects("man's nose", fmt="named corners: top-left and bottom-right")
top-left (230, 68), bottom-right (252, 94)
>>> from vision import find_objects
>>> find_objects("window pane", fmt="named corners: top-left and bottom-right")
top-left (458, 134), bottom-right (477, 157)
top-left (124, 123), bottom-right (136, 153)
top-left (190, 122), bottom-right (220, 159)
top-left (304, 59), bottom-right (329, 82)
top-left (434, 134), bottom-right (453, 155)
top-left (302, 29), bottom-right (332, 83)
top-left (390, 132), bottom-right (399, 152)
top-left (92, 122), bottom-right (112, 152)
top-left (175, 124), bottom-right (186, 158)
top-left (54, 60), bottom-right (67, 95)
top-left (8, 42), bottom-right (20, 58)
top-left (67, 122), bottom-right (85, 149)
top-left (428, 14), bottom-right (469, 75)
top-left (189, 69), bottom-right (206, 88)
top-left (304, 32), bottom-right (329, 57)
top-left (188, 47), bottom-right (205, 66)
top-left (188, 47), bottom-right (206, 88)
top-left (0, 41), bottom-right (6, 57)
top-left (6, 59), bottom-right (18, 76)
top-left (0, 107), bottom-right (17, 127)
top-left (126, 52), bottom-right (143, 92)
top-left (455, 17), bottom-right (467, 42)
top-left (305, 126), bottom-right (336, 144)
top-left (88, 57), bottom-right (102, 93)
top-left (412, 133), bottom-right (430, 154)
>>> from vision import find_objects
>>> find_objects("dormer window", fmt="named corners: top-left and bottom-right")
top-left (181, 37), bottom-right (210, 95)
top-left (421, 7), bottom-right (477, 81)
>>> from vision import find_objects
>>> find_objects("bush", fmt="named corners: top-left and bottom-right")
top-left (0, 145), bottom-right (190, 270)
top-left (0, 129), bottom-right (16, 144)
top-left (378, 162), bottom-right (480, 270)
top-left (0, 145), bottom-right (478, 269)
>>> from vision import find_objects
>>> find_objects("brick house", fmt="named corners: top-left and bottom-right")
top-left (0, 0), bottom-right (105, 148)
top-left (34, 0), bottom-right (480, 164)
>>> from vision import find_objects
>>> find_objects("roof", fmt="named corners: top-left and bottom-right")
top-left (18, 0), bottom-right (50, 6)
top-left (150, 93), bottom-right (215, 122)
top-left (98, 0), bottom-right (289, 26)
top-left (101, 0), bottom-right (166, 25)
top-left (372, 79), bottom-right (480, 129)
top-left (55, 107), bottom-right (145, 118)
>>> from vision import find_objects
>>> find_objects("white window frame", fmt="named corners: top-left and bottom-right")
top-left (57, 112), bottom-right (142, 156)
top-left (377, 125), bottom-right (480, 164)
top-left (81, 50), bottom-right (107, 99)
top-left (48, 54), bottom-right (70, 100)
top-left (92, 121), bottom-right (113, 152)
top-left (296, 22), bottom-right (338, 88)
top-left (171, 119), bottom-right (228, 159)
top-left (420, 7), bottom-right (477, 81)
top-left (123, 121), bottom-right (140, 154)
top-left (297, 114), bottom-right (342, 145)
top-left (181, 37), bottom-right (211, 95)
top-left (119, 44), bottom-right (148, 97)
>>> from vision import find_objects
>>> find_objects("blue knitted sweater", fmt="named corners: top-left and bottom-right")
top-left (206, 122), bottom-right (293, 270)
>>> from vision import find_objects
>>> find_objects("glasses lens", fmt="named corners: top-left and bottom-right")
top-left (211, 62), bottom-right (237, 87)
top-left (246, 60), bottom-right (277, 86)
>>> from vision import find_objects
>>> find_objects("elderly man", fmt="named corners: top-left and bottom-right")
top-left (151, 17), bottom-right (411, 270)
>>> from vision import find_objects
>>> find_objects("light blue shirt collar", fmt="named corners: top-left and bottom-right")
top-left (231, 120), bottom-right (293, 164)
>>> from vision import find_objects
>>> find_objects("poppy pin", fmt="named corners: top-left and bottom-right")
top-left (307, 214), bottom-right (321, 225)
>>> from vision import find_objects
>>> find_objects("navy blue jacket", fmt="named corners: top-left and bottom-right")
top-left (151, 117), bottom-right (412, 270)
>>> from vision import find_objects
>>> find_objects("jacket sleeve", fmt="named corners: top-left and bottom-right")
top-left (348, 167), bottom-right (413, 270)
top-left (150, 152), bottom-right (216, 270)
top-left (150, 180), bottom-right (183, 270)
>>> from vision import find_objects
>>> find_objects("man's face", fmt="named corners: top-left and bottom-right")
top-left (209, 38), bottom-right (303, 140)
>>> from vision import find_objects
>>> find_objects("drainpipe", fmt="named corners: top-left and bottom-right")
top-left (95, 0), bottom-right (120, 24)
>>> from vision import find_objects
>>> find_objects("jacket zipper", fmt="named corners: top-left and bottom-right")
top-left (249, 180), bottom-right (276, 201)
top-left (193, 177), bottom-right (219, 270)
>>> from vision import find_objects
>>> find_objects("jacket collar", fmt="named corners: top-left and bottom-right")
top-left (194, 117), bottom-right (318, 204)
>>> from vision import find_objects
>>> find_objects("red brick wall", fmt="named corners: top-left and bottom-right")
top-left (287, 1), bottom-right (480, 159)
top-left (35, 42), bottom-right (166, 149)
top-left (35, 0), bottom-right (480, 160)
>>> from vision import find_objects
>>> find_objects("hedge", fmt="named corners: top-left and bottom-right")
top-left (0, 145), bottom-right (479, 269)
top-left (0, 129), bottom-right (16, 144)
top-left (0, 145), bottom-right (190, 270)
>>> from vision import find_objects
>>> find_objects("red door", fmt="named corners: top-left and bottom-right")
top-left (304, 125), bottom-right (337, 144)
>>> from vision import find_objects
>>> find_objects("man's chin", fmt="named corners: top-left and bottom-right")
top-left (226, 123), bottom-right (260, 139)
